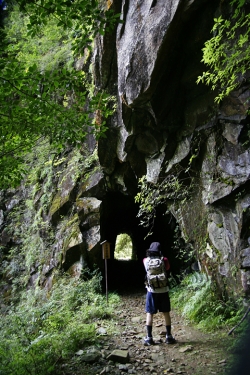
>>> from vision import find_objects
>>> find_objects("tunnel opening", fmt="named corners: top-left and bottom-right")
top-left (99, 191), bottom-right (194, 293)
top-left (114, 233), bottom-right (136, 260)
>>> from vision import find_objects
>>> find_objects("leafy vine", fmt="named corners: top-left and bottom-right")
top-left (197, 0), bottom-right (250, 103)
top-left (135, 170), bottom-right (193, 237)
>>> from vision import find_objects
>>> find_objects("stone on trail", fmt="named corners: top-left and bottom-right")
top-left (155, 323), bottom-right (163, 327)
top-left (153, 335), bottom-right (162, 342)
top-left (79, 347), bottom-right (101, 363)
top-left (120, 346), bottom-right (129, 350)
top-left (101, 349), bottom-right (109, 358)
top-left (131, 316), bottom-right (141, 323)
top-left (118, 364), bottom-right (128, 371)
top-left (152, 345), bottom-right (161, 351)
top-left (218, 359), bottom-right (227, 364)
top-left (107, 349), bottom-right (130, 364)
top-left (126, 329), bottom-right (138, 335)
top-left (100, 366), bottom-right (112, 375)
top-left (179, 345), bottom-right (193, 353)
top-left (97, 327), bottom-right (107, 335)
top-left (75, 349), bottom-right (84, 356)
top-left (151, 352), bottom-right (165, 364)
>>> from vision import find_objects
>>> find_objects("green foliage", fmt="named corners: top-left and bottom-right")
top-left (135, 174), bottom-right (191, 236)
top-left (2, 141), bottom-right (57, 290)
top-left (114, 233), bottom-right (133, 260)
top-left (172, 224), bottom-right (194, 263)
top-left (2, 142), bottom-right (99, 293)
top-left (17, 0), bottom-right (121, 55)
top-left (0, 2), bottom-right (118, 188)
top-left (6, 6), bottom-right (73, 72)
top-left (197, 0), bottom-right (250, 102)
top-left (0, 270), bottom-right (119, 375)
top-left (171, 272), bottom-right (245, 331)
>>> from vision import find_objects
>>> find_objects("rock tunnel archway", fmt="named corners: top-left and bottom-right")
top-left (99, 192), bottom-right (186, 292)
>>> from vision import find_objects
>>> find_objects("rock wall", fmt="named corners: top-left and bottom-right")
top-left (1, 0), bottom-right (250, 299)
top-left (95, 0), bottom-right (250, 298)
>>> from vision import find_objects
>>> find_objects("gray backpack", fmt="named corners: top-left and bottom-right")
top-left (146, 257), bottom-right (168, 289)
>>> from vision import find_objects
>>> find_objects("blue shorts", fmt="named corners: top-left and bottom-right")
top-left (145, 291), bottom-right (171, 314)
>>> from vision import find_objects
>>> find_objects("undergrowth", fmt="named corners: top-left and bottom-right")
top-left (0, 270), bottom-right (119, 375)
top-left (170, 272), bottom-right (245, 332)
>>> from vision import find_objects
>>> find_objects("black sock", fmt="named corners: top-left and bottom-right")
top-left (146, 325), bottom-right (153, 338)
top-left (166, 325), bottom-right (171, 336)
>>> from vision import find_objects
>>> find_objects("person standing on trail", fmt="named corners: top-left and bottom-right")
top-left (143, 242), bottom-right (176, 346)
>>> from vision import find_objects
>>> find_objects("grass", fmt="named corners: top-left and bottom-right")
top-left (170, 272), bottom-right (250, 374)
top-left (0, 269), bottom-right (119, 375)
top-left (170, 272), bottom-right (246, 332)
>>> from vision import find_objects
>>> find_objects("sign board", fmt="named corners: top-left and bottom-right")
top-left (101, 240), bottom-right (110, 259)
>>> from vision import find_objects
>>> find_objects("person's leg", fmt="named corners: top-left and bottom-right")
top-left (163, 311), bottom-right (171, 325)
top-left (159, 293), bottom-right (176, 344)
top-left (144, 292), bottom-right (156, 345)
top-left (146, 312), bottom-right (153, 326)
top-left (146, 313), bottom-right (153, 338)
top-left (163, 311), bottom-right (172, 336)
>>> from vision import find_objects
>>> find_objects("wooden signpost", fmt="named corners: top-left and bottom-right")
top-left (100, 240), bottom-right (110, 304)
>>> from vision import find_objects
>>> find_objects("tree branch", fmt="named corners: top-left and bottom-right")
top-left (228, 307), bottom-right (250, 335)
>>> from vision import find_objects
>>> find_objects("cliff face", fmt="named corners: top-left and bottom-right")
top-left (95, 0), bottom-right (250, 297)
top-left (1, 0), bottom-right (250, 298)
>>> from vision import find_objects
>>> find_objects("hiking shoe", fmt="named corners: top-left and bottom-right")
top-left (165, 335), bottom-right (176, 344)
top-left (144, 337), bottom-right (155, 346)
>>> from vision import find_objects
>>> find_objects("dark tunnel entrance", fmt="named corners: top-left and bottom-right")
top-left (100, 192), bottom-right (186, 293)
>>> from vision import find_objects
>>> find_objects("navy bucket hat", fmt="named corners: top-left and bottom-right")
top-left (149, 242), bottom-right (161, 252)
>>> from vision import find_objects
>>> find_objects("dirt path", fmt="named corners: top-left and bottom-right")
top-left (67, 290), bottom-right (234, 375)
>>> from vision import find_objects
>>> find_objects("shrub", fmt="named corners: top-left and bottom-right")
top-left (170, 272), bottom-right (245, 331)
top-left (0, 270), bottom-right (119, 375)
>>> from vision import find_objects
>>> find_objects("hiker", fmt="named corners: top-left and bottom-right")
top-left (143, 241), bottom-right (176, 346)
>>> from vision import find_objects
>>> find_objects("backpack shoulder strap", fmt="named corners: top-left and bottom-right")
top-left (144, 257), bottom-right (150, 271)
